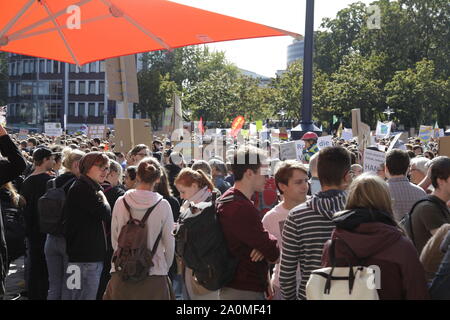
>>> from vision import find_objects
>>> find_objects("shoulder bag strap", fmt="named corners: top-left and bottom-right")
top-left (122, 198), bottom-right (132, 220)
top-left (141, 198), bottom-right (163, 224)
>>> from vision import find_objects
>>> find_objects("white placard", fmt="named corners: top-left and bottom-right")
top-left (295, 140), bottom-right (305, 161)
top-left (44, 122), bottom-right (63, 136)
top-left (317, 135), bottom-right (333, 149)
top-left (18, 129), bottom-right (29, 140)
top-left (88, 125), bottom-right (107, 139)
top-left (387, 132), bottom-right (403, 152)
top-left (363, 149), bottom-right (386, 173)
top-left (341, 129), bottom-right (353, 141)
top-left (376, 121), bottom-right (392, 138)
top-left (280, 142), bottom-right (297, 161)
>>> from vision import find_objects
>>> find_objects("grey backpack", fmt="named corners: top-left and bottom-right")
top-left (38, 178), bottom-right (75, 236)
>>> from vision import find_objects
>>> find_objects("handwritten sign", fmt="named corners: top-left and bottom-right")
top-left (363, 149), bottom-right (385, 173)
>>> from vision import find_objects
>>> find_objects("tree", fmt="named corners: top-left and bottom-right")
top-left (385, 59), bottom-right (450, 128)
top-left (136, 69), bottom-right (178, 130)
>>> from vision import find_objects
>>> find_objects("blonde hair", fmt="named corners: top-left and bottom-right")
top-left (175, 168), bottom-right (215, 191)
top-left (344, 173), bottom-right (394, 217)
top-left (61, 148), bottom-right (85, 173)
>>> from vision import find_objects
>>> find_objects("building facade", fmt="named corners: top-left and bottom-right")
top-left (7, 54), bottom-right (117, 133)
top-left (287, 39), bottom-right (304, 66)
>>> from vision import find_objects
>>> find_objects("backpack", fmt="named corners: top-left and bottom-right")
top-left (38, 178), bottom-right (76, 236)
top-left (173, 192), bottom-right (238, 291)
top-left (1, 204), bottom-right (25, 264)
top-left (400, 196), bottom-right (450, 246)
top-left (112, 198), bottom-right (163, 282)
top-left (306, 238), bottom-right (379, 300)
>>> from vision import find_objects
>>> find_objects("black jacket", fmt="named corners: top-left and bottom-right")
top-left (65, 175), bottom-right (111, 263)
top-left (0, 135), bottom-right (27, 296)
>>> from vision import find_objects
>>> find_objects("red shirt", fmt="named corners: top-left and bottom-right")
top-left (217, 187), bottom-right (280, 292)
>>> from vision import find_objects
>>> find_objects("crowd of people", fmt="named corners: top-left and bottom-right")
top-left (0, 122), bottom-right (449, 300)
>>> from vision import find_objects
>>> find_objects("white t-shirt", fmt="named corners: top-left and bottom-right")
top-left (262, 202), bottom-right (301, 289)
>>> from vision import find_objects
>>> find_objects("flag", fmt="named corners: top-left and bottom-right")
top-left (198, 117), bottom-right (205, 135)
top-left (231, 116), bottom-right (245, 137)
top-left (333, 115), bottom-right (338, 125)
top-left (434, 121), bottom-right (439, 129)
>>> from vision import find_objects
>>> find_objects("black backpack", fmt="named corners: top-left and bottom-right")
top-left (173, 192), bottom-right (238, 291)
top-left (401, 196), bottom-right (450, 245)
top-left (38, 178), bottom-right (76, 236)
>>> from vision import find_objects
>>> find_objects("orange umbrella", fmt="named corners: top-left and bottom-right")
top-left (0, 0), bottom-right (300, 65)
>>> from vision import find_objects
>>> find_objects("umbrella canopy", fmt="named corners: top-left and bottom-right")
top-left (0, 0), bottom-right (300, 65)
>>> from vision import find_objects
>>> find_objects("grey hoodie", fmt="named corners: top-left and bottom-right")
top-left (110, 189), bottom-right (175, 276)
top-left (279, 189), bottom-right (347, 300)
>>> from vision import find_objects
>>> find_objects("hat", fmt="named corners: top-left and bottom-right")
top-left (32, 147), bottom-right (54, 162)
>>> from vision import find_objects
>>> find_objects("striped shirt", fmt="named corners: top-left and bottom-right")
top-left (279, 190), bottom-right (347, 300)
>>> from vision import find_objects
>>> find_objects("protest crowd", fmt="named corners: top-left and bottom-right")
top-left (0, 119), bottom-right (450, 301)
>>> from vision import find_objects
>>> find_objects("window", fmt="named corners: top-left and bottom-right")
top-left (89, 81), bottom-right (95, 94)
top-left (69, 81), bottom-right (76, 94)
top-left (24, 60), bottom-right (29, 73)
top-left (11, 62), bottom-right (16, 76)
top-left (89, 81), bottom-right (96, 94)
top-left (69, 103), bottom-right (75, 116)
top-left (89, 62), bottom-right (97, 73)
top-left (53, 61), bottom-right (59, 73)
top-left (21, 82), bottom-right (33, 95)
top-left (99, 61), bottom-right (105, 72)
top-left (29, 60), bottom-right (35, 73)
top-left (49, 82), bottom-right (61, 95)
top-left (39, 60), bottom-right (45, 73)
top-left (79, 65), bottom-right (87, 73)
top-left (47, 60), bottom-right (52, 73)
top-left (17, 61), bottom-right (23, 75)
top-left (79, 81), bottom-right (86, 94)
top-left (88, 103), bottom-right (96, 116)
top-left (69, 64), bottom-right (76, 72)
top-left (78, 103), bottom-right (85, 117)
top-left (99, 81), bottom-right (105, 94)
top-left (38, 82), bottom-right (49, 95)
top-left (98, 103), bottom-right (105, 116)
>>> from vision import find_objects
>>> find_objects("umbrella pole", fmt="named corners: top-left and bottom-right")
top-left (0, 0), bottom-right (35, 39)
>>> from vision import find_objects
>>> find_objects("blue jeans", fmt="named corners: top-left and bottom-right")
top-left (66, 262), bottom-right (103, 300)
top-left (44, 235), bottom-right (70, 300)
top-left (430, 249), bottom-right (450, 300)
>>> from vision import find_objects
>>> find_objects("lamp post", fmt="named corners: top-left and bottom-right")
top-left (383, 106), bottom-right (395, 121)
top-left (278, 109), bottom-right (286, 128)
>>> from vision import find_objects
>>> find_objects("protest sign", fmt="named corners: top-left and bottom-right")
top-left (113, 118), bottom-right (153, 153)
top-left (279, 127), bottom-right (288, 141)
top-left (295, 140), bottom-right (305, 161)
top-left (45, 123), bottom-right (63, 136)
top-left (256, 120), bottom-right (263, 132)
top-left (87, 125), bottom-right (107, 139)
top-left (341, 128), bottom-right (353, 141)
top-left (438, 136), bottom-right (450, 157)
top-left (352, 109), bottom-right (371, 150)
top-left (376, 121), bottom-right (392, 138)
top-left (280, 142), bottom-right (297, 161)
top-left (418, 125), bottom-right (433, 143)
top-left (18, 129), bottom-right (29, 140)
top-left (317, 135), bottom-right (333, 149)
top-left (387, 132), bottom-right (403, 152)
top-left (363, 149), bottom-right (386, 173)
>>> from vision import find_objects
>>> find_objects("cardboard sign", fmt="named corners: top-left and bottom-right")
top-left (279, 127), bottom-right (288, 141)
top-left (88, 125), bottom-right (107, 140)
top-left (438, 136), bottom-right (450, 157)
top-left (280, 142), bottom-right (297, 161)
top-left (45, 122), bottom-right (63, 136)
top-left (317, 136), bottom-right (333, 149)
top-left (419, 125), bottom-right (433, 143)
top-left (352, 109), bottom-right (371, 150)
top-left (113, 118), bottom-right (153, 153)
top-left (363, 149), bottom-right (386, 173)
top-left (106, 55), bottom-right (139, 103)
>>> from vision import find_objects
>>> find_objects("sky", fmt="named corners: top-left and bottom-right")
top-left (172, 0), bottom-right (375, 77)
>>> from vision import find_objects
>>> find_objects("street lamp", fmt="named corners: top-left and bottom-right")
top-left (383, 106), bottom-right (395, 121)
top-left (278, 109), bottom-right (286, 128)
